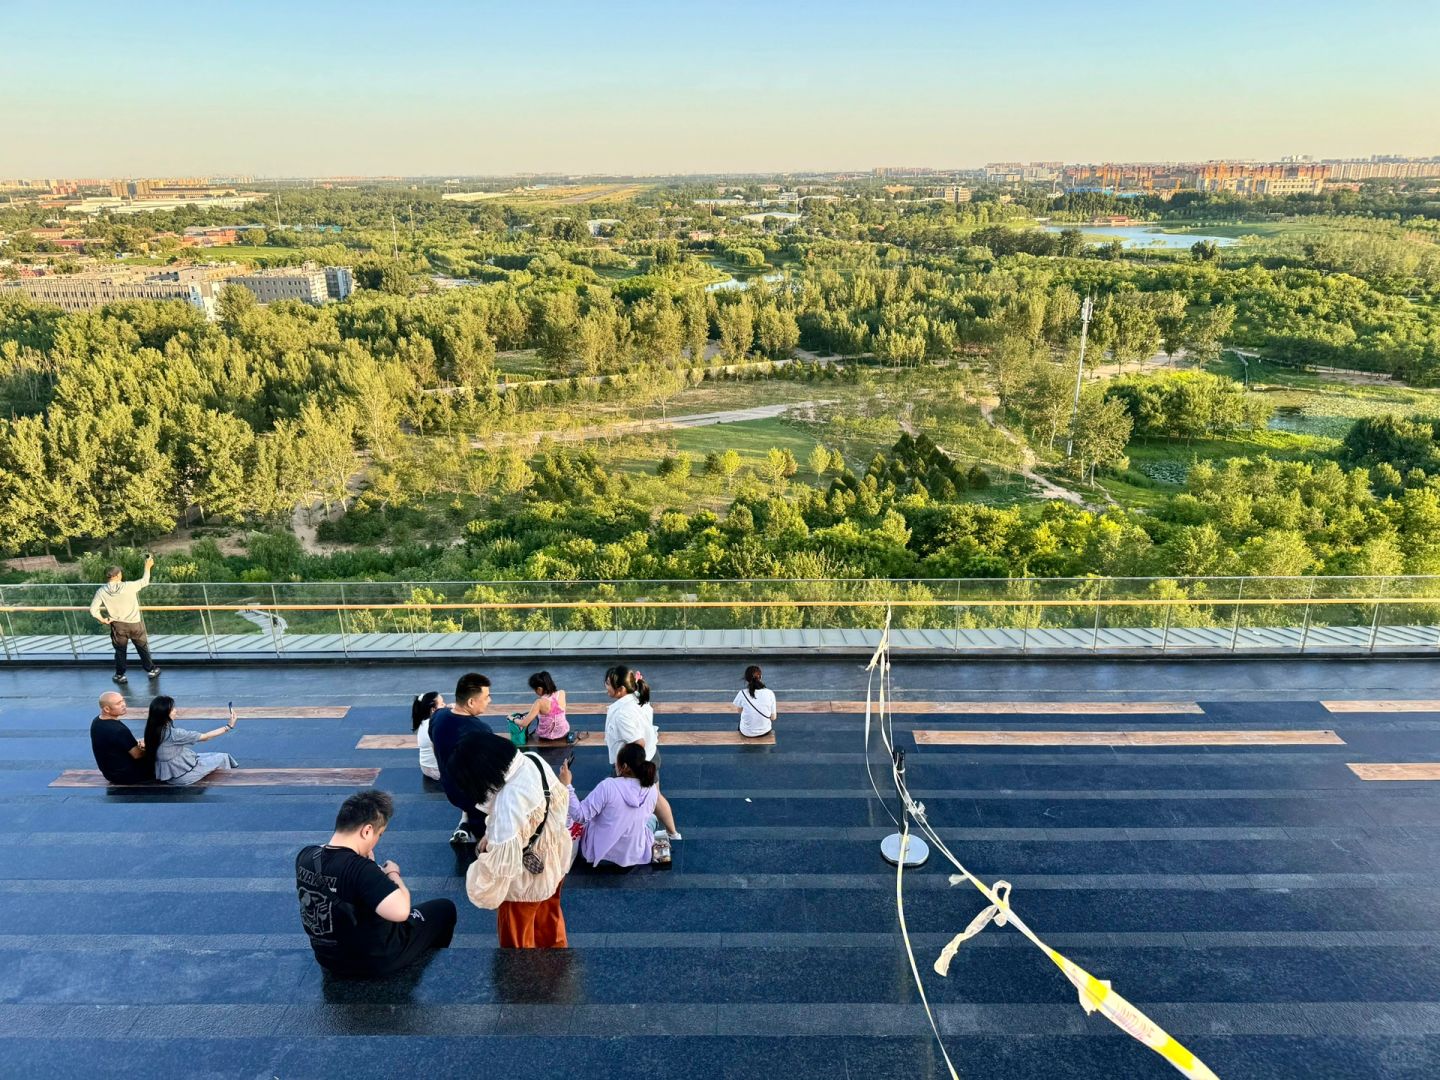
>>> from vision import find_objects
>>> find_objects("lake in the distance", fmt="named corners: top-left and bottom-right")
top-left (1041, 224), bottom-right (1240, 250)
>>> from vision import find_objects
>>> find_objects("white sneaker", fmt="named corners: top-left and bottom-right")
top-left (449, 827), bottom-right (476, 846)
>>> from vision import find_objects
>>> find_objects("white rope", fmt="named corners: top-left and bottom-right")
top-left (867, 613), bottom-right (1221, 1080)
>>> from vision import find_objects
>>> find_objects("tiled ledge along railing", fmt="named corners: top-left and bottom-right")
top-left (2, 574), bottom-right (1440, 659)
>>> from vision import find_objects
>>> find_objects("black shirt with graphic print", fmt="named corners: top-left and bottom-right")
top-left (295, 845), bottom-right (404, 973)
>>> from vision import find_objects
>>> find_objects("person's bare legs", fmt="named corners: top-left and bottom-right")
top-left (654, 791), bottom-right (680, 838)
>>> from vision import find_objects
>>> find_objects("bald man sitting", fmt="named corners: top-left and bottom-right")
top-left (90, 692), bottom-right (152, 784)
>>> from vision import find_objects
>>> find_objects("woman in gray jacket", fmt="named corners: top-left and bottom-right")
top-left (143, 696), bottom-right (239, 786)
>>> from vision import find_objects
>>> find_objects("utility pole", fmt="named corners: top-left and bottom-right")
top-left (390, 211), bottom-right (399, 257)
top-left (1065, 294), bottom-right (1094, 459)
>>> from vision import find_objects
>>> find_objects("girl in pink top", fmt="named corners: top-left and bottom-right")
top-left (519, 671), bottom-right (574, 743)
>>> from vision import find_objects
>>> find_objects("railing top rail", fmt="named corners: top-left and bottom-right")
top-left (1, 595), bottom-right (1434, 614)
top-left (6, 574), bottom-right (1440, 594)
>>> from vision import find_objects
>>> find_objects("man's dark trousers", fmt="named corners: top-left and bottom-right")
top-left (110, 620), bottom-right (154, 676)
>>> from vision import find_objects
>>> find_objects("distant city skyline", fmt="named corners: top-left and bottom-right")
top-left (3, 0), bottom-right (1437, 177)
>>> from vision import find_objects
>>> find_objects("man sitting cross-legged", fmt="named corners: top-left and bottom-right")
top-left (296, 789), bottom-right (457, 977)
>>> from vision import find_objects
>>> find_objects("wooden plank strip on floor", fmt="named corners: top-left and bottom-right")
top-left (51, 768), bottom-right (380, 788)
top-left (660, 730), bottom-right (775, 745)
top-left (357, 731), bottom-right (775, 749)
top-left (484, 700), bottom-right (1201, 716)
top-left (1324, 700), bottom-right (1440, 714)
top-left (914, 729), bottom-right (1344, 746)
top-left (174, 707), bottom-right (349, 720)
top-left (841, 701), bottom-right (1205, 715)
top-left (1348, 763), bottom-right (1440, 781)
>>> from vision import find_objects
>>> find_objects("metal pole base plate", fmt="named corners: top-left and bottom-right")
top-left (880, 832), bottom-right (929, 868)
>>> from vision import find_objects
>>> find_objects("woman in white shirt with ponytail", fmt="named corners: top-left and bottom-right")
top-left (604, 664), bottom-right (681, 841)
top-left (734, 665), bottom-right (776, 738)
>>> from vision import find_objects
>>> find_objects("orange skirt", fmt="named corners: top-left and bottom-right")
top-left (496, 883), bottom-right (567, 948)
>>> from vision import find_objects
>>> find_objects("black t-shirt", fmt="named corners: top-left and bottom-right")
top-left (90, 716), bottom-right (151, 784)
top-left (295, 845), bottom-right (404, 972)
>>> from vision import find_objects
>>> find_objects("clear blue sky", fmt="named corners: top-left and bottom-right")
top-left (3, 0), bottom-right (1437, 176)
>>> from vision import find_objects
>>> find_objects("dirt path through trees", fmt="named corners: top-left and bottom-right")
top-left (974, 398), bottom-right (1109, 509)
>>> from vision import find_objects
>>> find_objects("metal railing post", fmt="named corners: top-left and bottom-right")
top-left (269, 584), bottom-right (283, 656)
top-left (1368, 601), bottom-right (1382, 654)
top-left (407, 582), bottom-right (418, 657)
top-left (0, 586), bottom-right (18, 659)
top-left (1160, 603), bottom-right (1173, 653)
top-left (199, 584), bottom-right (217, 659)
top-left (1297, 578), bottom-right (1317, 654)
top-left (1091, 600), bottom-right (1103, 651)
top-left (1229, 579), bottom-right (1245, 652)
top-left (338, 583), bottom-right (351, 659)
top-left (1020, 603), bottom-right (1032, 654)
top-left (62, 608), bottom-right (80, 660)
top-left (0, 586), bottom-right (11, 661)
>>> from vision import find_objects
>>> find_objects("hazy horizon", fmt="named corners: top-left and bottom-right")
top-left (4, 0), bottom-right (1438, 177)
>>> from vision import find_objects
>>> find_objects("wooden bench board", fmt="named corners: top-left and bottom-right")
top-left (913, 729), bottom-right (1343, 746)
top-left (52, 768), bottom-right (380, 788)
top-left (357, 731), bottom-right (774, 749)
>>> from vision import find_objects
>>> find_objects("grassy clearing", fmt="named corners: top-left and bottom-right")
top-left (1209, 355), bottom-right (1440, 438)
top-left (447, 184), bottom-right (651, 208)
top-left (192, 246), bottom-right (294, 262)
top-left (496, 349), bottom-right (548, 377)
top-left (1158, 222), bottom-right (1301, 240)
top-left (1097, 429), bottom-right (1337, 511)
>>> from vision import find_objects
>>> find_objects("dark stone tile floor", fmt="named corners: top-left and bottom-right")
top-left (4, 657), bottom-right (1440, 1077)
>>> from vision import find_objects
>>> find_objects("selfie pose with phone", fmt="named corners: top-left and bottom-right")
top-left (143, 697), bottom-right (240, 786)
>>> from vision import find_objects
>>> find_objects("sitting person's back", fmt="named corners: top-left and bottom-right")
top-left (296, 789), bottom-right (456, 977)
top-left (412, 691), bottom-right (444, 781)
top-left (89, 692), bottom-right (151, 784)
top-left (562, 743), bottom-right (659, 868)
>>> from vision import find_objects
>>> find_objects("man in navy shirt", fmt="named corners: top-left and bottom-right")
top-left (429, 672), bottom-right (499, 845)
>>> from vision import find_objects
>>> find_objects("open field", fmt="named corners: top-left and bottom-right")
top-left (1094, 428), bottom-right (1338, 510)
top-left (1158, 222), bottom-right (1305, 239)
top-left (1211, 356), bottom-right (1440, 439)
top-left (444, 184), bottom-right (650, 206)
top-left (189, 245), bottom-right (299, 262)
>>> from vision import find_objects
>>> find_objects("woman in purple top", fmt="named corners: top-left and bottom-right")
top-left (560, 743), bottom-right (659, 868)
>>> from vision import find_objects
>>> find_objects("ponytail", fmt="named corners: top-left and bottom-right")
top-left (528, 670), bottom-right (558, 697)
top-left (744, 665), bottom-right (765, 693)
top-left (606, 664), bottom-right (651, 707)
top-left (412, 691), bottom-right (441, 731)
top-left (617, 741), bottom-right (656, 787)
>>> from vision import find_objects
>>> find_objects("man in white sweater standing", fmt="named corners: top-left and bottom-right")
top-left (89, 557), bottom-right (160, 685)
